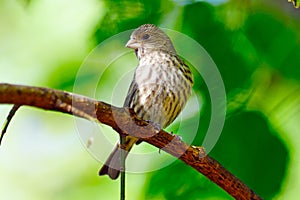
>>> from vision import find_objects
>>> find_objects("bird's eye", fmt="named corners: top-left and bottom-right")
top-left (142, 34), bottom-right (150, 40)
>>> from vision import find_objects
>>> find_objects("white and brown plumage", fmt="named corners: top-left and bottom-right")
top-left (99, 24), bottom-right (193, 179)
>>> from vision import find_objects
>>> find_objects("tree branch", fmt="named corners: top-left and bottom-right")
top-left (0, 83), bottom-right (262, 200)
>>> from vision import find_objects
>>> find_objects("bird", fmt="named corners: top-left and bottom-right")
top-left (99, 24), bottom-right (194, 179)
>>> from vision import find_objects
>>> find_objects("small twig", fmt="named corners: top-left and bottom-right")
top-left (0, 104), bottom-right (21, 145)
top-left (120, 135), bottom-right (126, 200)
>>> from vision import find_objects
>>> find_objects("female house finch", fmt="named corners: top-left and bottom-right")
top-left (99, 24), bottom-right (194, 179)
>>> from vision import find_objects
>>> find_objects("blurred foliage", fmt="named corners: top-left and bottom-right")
top-left (1, 0), bottom-right (300, 199)
top-left (210, 112), bottom-right (288, 199)
top-left (146, 161), bottom-right (229, 200)
top-left (94, 0), bottom-right (163, 42)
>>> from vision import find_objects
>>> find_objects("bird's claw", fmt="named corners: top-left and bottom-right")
top-left (146, 120), bottom-right (161, 131)
top-left (170, 131), bottom-right (182, 141)
top-left (174, 134), bottom-right (182, 141)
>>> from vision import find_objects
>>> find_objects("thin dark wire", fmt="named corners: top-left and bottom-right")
top-left (120, 135), bottom-right (126, 200)
top-left (0, 105), bottom-right (21, 145)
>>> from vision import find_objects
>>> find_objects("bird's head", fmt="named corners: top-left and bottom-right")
top-left (126, 24), bottom-right (176, 54)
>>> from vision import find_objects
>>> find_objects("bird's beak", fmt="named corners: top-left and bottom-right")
top-left (126, 38), bottom-right (140, 49)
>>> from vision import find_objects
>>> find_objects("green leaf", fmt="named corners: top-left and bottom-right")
top-left (210, 112), bottom-right (288, 199)
top-left (145, 161), bottom-right (230, 200)
top-left (244, 12), bottom-right (300, 80)
top-left (181, 2), bottom-right (258, 93)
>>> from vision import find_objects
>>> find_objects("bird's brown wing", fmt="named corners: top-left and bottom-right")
top-left (99, 76), bottom-right (140, 179)
top-left (123, 76), bottom-right (138, 107)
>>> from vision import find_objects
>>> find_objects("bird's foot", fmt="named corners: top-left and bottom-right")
top-left (146, 120), bottom-right (161, 131)
top-left (170, 131), bottom-right (182, 141)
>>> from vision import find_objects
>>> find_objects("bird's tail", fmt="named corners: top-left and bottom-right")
top-left (99, 136), bottom-right (138, 179)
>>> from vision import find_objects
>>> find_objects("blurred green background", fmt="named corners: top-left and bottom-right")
top-left (0, 0), bottom-right (299, 199)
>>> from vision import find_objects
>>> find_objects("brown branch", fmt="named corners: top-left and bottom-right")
top-left (0, 83), bottom-right (262, 200)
